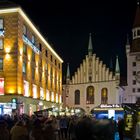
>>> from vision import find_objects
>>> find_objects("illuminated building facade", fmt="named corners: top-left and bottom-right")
top-left (63, 34), bottom-right (121, 114)
top-left (0, 6), bottom-right (63, 115)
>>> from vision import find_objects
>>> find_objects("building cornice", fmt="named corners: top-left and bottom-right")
top-left (0, 7), bottom-right (63, 63)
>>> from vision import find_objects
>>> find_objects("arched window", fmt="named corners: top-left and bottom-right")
top-left (75, 90), bottom-right (80, 105)
top-left (86, 86), bottom-right (94, 104)
top-left (101, 88), bottom-right (108, 104)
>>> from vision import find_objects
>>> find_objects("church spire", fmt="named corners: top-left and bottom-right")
top-left (115, 56), bottom-right (120, 74)
top-left (133, 1), bottom-right (140, 28)
top-left (66, 63), bottom-right (70, 84)
top-left (88, 33), bottom-right (93, 56)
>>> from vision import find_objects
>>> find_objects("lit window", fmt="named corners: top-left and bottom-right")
top-left (56, 93), bottom-right (58, 103)
top-left (46, 90), bottom-right (50, 101)
top-left (86, 86), bottom-right (94, 104)
top-left (0, 58), bottom-right (3, 70)
top-left (22, 62), bottom-right (26, 74)
top-left (51, 92), bottom-right (54, 102)
top-left (33, 84), bottom-right (37, 98)
top-left (0, 39), bottom-right (3, 50)
top-left (0, 19), bottom-right (3, 30)
top-left (101, 88), bottom-right (108, 104)
top-left (24, 80), bottom-right (29, 97)
top-left (40, 87), bottom-right (44, 100)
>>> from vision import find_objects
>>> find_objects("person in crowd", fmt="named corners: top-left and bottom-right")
top-left (29, 118), bottom-right (44, 140)
top-left (117, 117), bottom-right (124, 140)
top-left (68, 117), bottom-right (77, 140)
top-left (10, 120), bottom-right (28, 140)
top-left (43, 119), bottom-right (55, 140)
top-left (75, 116), bottom-right (113, 140)
top-left (59, 115), bottom-right (68, 139)
top-left (0, 120), bottom-right (10, 140)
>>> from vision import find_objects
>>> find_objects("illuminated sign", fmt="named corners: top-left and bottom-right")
top-left (100, 104), bottom-right (120, 108)
top-left (0, 30), bottom-right (4, 36)
top-left (22, 35), bottom-right (40, 54)
top-left (11, 98), bottom-right (17, 109)
top-left (0, 78), bottom-right (4, 95)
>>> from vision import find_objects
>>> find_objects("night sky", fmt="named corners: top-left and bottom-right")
top-left (3, 0), bottom-right (138, 82)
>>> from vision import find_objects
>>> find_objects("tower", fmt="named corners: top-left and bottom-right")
top-left (125, 2), bottom-right (140, 103)
top-left (66, 63), bottom-right (70, 84)
top-left (88, 33), bottom-right (93, 82)
top-left (115, 55), bottom-right (120, 86)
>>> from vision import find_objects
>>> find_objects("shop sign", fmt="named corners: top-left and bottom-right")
top-left (22, 35), bottom-right (40, 54)
top-left (11, 98), bottom-right (17, 109)
top-left (100, 104), bottom-right (120, 108)
top-left (0, 78), bottom-right (4, 95)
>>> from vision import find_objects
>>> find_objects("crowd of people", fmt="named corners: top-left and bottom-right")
top-left (0, 113), bottom-right (126, 140)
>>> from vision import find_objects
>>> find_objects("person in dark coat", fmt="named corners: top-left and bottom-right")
top-left (117, 117), bottom-right (124, 140)
top-left (0, 120), bottom-right (9, 140)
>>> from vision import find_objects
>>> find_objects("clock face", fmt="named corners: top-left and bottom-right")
top-left (136, 71), bottom-right (140, 83)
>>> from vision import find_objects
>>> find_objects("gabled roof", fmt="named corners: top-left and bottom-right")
top-left (133, 3), bottom-right (140, 28)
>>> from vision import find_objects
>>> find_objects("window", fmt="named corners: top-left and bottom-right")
top-left (55, 60), bottom-right (57, 65)
top-left (32, 68), bottom-right (35, 80)
top-left (133, 62), bottom-right (136, 67)
top-left (58, 63), bottom-right (60, 69)
top-left (0, 39), bottom-right (3, 50)
top-left (133, 71), bottom-right (136, 76)
top-left (86, 86), bottom-right (94, 104)
top-left (22, 62), bottom-right (26, 74)
top-left (45, 50), bottom-right (48, 57)
top-left (23, 25), bottom-right (27, 35)
top-left (32, 51), bottom-right (35, 62)
top-left (51, 55), bottom-right (53, 61)
top-left (0, 58), bottom-right (3, 70)
top-left (132, 88), bottom-right (135, 93)
top-left (138, 88), bottom-right (140, 92)
top-left (101, 88), bottom-right (108, 104)
top-left (0, 19), bottom-right (3, 30)
top-left (133, 80), bottom-right (136, 85)
top-left (138, 30), bottom-right (140, 36)
top-left (23, 44), bottom-right (27, 55)
top-left (75, 90), bottom-right (80, 105)
top-left (39, 43), bottom-right (42, 51)
top-left (89, 76), bottom-right (92, 82)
